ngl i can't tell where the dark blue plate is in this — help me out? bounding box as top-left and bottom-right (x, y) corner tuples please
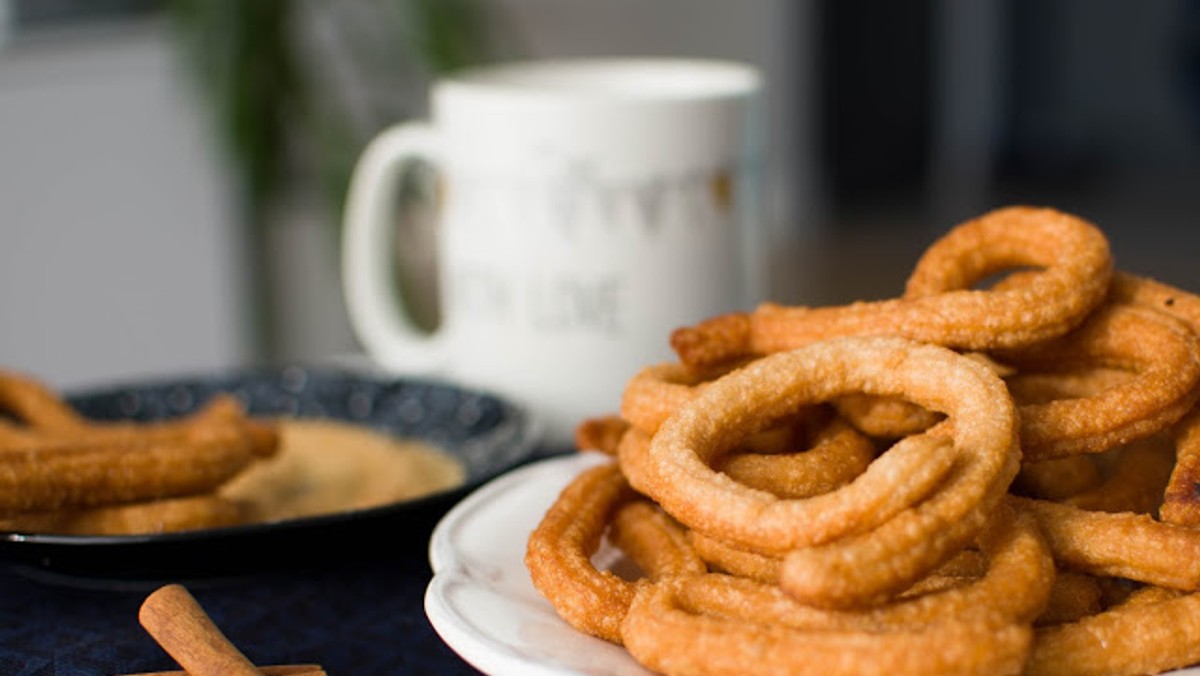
(0, 366), (544, 581)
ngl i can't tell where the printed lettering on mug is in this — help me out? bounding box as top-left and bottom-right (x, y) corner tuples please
(343, 58), (765, 446)
(443, 160), (745, 337)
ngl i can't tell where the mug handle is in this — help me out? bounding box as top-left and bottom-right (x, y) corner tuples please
(341, 122), (448, 373)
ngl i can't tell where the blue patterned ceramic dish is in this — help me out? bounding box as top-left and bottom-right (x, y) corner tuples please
(0, 366), (544, 579)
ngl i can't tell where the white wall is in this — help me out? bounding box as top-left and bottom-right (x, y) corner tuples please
(0, 20), (249, 390)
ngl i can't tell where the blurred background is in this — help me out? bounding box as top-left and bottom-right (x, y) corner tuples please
(1, 0), (1198, 391)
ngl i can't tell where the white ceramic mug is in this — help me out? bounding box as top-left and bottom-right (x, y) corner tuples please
(342, 57), (765, 446)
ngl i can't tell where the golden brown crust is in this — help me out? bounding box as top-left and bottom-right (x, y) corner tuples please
(1001, 303), (1200, 461)
(525, 205), (1200, 674)
(671, 206), (1113, 368)
(523, 462), (640, 644)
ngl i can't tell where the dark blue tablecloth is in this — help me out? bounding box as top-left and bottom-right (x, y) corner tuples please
(0, 544), (481, 675)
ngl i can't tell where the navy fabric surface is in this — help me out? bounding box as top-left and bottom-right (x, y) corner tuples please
(0, 546), (480, 675)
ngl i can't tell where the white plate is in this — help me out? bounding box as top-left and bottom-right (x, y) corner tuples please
(425, 454), (1200, 676)
(425, 453), (650, 675)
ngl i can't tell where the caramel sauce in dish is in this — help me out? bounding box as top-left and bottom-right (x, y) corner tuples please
(220, 418), (465, 523)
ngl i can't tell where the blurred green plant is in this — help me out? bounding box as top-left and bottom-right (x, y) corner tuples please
(164, 0), (496, 357)
(167, 1), (298, 223)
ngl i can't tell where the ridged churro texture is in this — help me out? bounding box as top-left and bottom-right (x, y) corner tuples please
(531, 206), (1200, 674)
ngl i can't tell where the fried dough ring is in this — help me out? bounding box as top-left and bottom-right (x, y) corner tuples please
(619, 361), (742, 435)
(524, 460), (707, 644)
(573, 415), (628, 456)
(1011, 495), (1200, 590)
(670, 206), (1112, 368)
(1036, 571), (1103, 627)
(691, 502), (1051, 629)
(626, 427), (981, 607)
(619, 363), (705, 434)
(607, 500), (706, 581)
(1026, 589), (1200, 676)
(689, 531), (782, 583)
(1005, 367), (1132, 405)
(830, 393), (943, 439)
(1113, 274), (1200, 526)
(641, 339), (1009, 554)
(778, 455), (1015, 608)
(643, 336), (1019, 607)
(1000, 303), (1200, 460)
(524, 461), (639, 643)
(1162, 406), (1200, 526)
(832, 353), (1004, 441)
(1063, 433), (1175, 515)
(617, 416), (877, 504)
(691, 532), (995, 591)
(620, 576), (1033, 676)
(1012, 455), (1102, 501)
(903, 205), (1112, 308)
(619, 361), (827, 458)
(690, 532), (992, 591)
(711, 416), (877, 500)
(1109, 270), (1200, 330)
(642, 423), (956, 555)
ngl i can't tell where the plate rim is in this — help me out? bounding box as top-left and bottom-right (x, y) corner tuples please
(424, 452), (645, 676)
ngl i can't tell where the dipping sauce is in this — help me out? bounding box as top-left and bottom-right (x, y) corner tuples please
(220, 418), (465, 522)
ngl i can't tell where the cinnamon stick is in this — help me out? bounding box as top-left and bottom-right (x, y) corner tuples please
(137, 584), (264, 676)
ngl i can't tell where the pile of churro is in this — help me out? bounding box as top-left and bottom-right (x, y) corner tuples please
(527, 206), (1200, 675)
